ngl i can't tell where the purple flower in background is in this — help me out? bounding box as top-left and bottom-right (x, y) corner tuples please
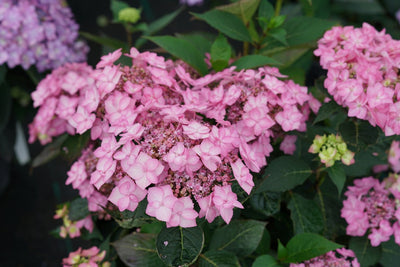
(0, 0), (88, 72)
(396, 9), (400, 24)
(180, 0), (204, 6)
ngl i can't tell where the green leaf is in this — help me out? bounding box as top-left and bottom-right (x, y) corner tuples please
(342, 149), (385, 177)
(255, 229), (271, 255)
(268, 28), (288, 46)
(288, 193), (324, 234)
(192, 10), (252, 42)
(199, 250), (240, 267)
(252, 255), (280, 267)
(283, 16), (337, 46)
(349, 236), (381, 267)
(211, 34), (232, 71)
(31, 134), (68, 168)
(283, 233), (343, 263)
(68, 198), (89, 221)
(231, 55), (280, 70)
(216, 0), (261, 24)
(113, 232), (165, 267)
(175, 33), (214, 56)
(250, 191), (281, 217)
(0, 82), (11, 133)
(268, 15), (286, 29)
(147, 36), (208, 75)
(277, 239), (288, 261)
(339, 121), (379, 148)
(313, 101), (343, 124)
(80, 31), (129, 51)
(110, 0), (130, 22)
(61, 131), (90, 162)
(380, 237), (400, 267)
(209, 220), (266, 257)
(258, 0), (274, 30)
(327, 164), (346, 196)
(136, 8), (183, 48)
(257, 156), (312, 193)
(156, 226), (204, 267)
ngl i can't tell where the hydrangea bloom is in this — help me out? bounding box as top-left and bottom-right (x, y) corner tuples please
(315, 23), (400, 136)
(54, 204), (94, 239)
(341, 175), (400, 246)
(62, 246), (110, 267)
(31, 47), (318, 226)
(309, 134), (355, 167)
(290, 248), (360, 267)
(0, 0), (88, 72)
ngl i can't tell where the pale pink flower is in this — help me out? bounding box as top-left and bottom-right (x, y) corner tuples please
(231, 159), (254, 194)
(212, 185), (243, 224)
(68, 106), (96, 134)
(280, 135), (297, 155)
(125, 152), (164, 189)
(183, 121), (210, 140)
(146, 185), (177, 222)
(198, 195), (220, 223)
(96, 48), (122, 68)
(193, 139), (221, 171)
(108, 177), (147, 212)
(167, 196), (198, 228)
(368, 220), (393, 246)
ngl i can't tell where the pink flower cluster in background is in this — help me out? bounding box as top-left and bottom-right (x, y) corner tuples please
(0, 0), (88, 72)
(62, 246), (110, 267)
(290, 248), (359, 267)
(315, 23), (400, 136)
(30, 47), (318, 227)
(341, 175), (400, 247)
(54, 204), (94, 239)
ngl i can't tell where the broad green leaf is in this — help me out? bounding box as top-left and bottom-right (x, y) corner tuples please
(110, 0), (130, 22)
(339, 121), (379, 148)
(327, 164), (346, 196)
(209, 220), (266, 257)
(313, 101), (343, 124)
(255, 228), (271, 255)
(268, 28), (288, 46)
(147, 36), (208, 75)
(156, 226), (204, 266)
(61, 131), (90, 162)
(332, 0), (385, 15)
(266, 46), (309, 68)
(342, 149), (386, 177)
(199, 250), (240, 267)
(31, 134), (68, 168)
(349, 236), (381, 267)
(257, 156), (312, 193)
(250, 191), (281, 217)
(252, 255), (280, 267)
(192, 10), (252, 42)
(283, 16), (337, 46)
(277, 239), (288, 261)
(283, 233), (343, 263)
(380, 237), (400, 267)
(175, 33), (214, 56)
(80, 31), (129, 51)
(136, 8), (183, 48)
(80, 225), (103, 241)
(114, 232), (165, 267)
(68, 198), (89, 221)
(231, 55), (280, 70)
(287, 193), (324, 234)
(211, 34), (231, 72)
(0, 83), (11, 133)
(216, 0), (261, 24)
(268, 15), (286, 29)
(258, 0), (274, 30)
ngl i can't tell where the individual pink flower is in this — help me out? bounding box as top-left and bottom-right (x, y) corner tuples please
(231, 159), (254, 194)
(167, 196), (198, 228)
(125, 152), (164, 189)
(368, 220), (393, 247)
(108, 177), (147, 212)
(280, 135), (297, 155)
(146, 185), (177, 222)
(212, 185), (243, 224)
(193, 139), (222, 172)
(68, 106), (96, 134)
(183, 121), (210, 140)
(96, 48), (122, 68)
(198, 195), (220, 223)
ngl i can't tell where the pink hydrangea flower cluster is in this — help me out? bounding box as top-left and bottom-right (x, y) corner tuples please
(290, 248), (359, 267)
(315, 23), (400, 136)
(29, 62), (97, 145)
(341, 175), (400, 247)
(62, 246), (110, 267)
(54, 203), (94, 239)
(31, 47), (318, 227)
(0, 0), (88, 72)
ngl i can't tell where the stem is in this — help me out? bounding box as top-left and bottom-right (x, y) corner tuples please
(25, 68), (39, 85)
(317, 187), (328, 235)
(125, 24), (133, 48)
(275, 0), (283, 17)
(243, 41), (249, 56)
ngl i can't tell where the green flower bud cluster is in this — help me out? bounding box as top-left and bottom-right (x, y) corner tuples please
(308, 134), (355, 167)
(118, 7), (141, 24)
